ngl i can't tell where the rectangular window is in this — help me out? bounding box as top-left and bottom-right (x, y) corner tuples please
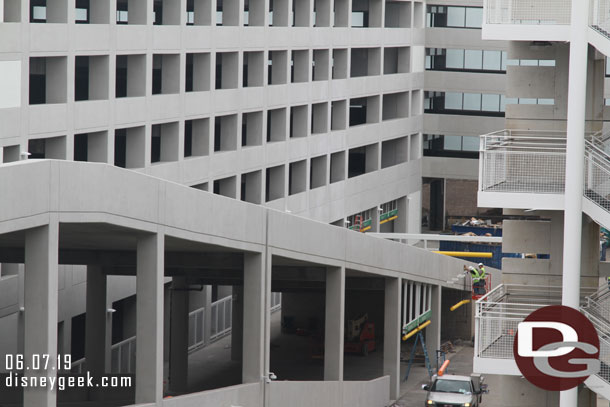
(463, 93), (481, 110)
(444, 92), (462, 110)
(446, 49), (464, 69)
(465, 7), (482, 28)
(464, 50), (482, 70)
(483, 50), (501, 71)
(482, 94), (500, 112)
(446, 6), (465, 27)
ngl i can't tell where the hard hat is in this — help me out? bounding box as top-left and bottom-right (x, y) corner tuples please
(478, 263), (484, 267)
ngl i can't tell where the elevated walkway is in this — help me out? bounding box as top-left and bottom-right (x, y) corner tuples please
(0, 160), (480, 407)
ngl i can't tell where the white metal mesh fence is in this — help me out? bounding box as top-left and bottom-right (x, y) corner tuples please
(478, 316), (519, 359)
(590, 0), (610, 36)
(480, 132), (568, 194)
(584, 143), (610, 212)
(485, 0), (571, 25)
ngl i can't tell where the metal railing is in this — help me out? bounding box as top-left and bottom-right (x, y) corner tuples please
(110, 336), (136, 374)
(271, 292), (282, 312)
(479, 130), (568, 194)
(210, 295), (233, 341)
(475, 284), (596, 360)
(70, 357), (85, 374)
(590, 0), (610, 37)
(584, 140), (610, 213)
(582, 291), (610, 384)
(485, 0), (571, 25)
(480, 130), (610, 218)
(67, 293), (283, 375)
(188, 306), (206, 351)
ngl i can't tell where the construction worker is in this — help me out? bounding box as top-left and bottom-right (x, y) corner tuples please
(601, 227), (609, 261)
(476, 263), (487, 295)
(463, 265), (485, 295)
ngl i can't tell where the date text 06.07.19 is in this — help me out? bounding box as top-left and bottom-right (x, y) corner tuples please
(5, 354), (71, 371)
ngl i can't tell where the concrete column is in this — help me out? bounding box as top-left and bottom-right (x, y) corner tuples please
(85, 265), (107, 378)
(135, 232), (164, 404)
(231, 286), (244, 362)
(395, 196), (408, 233)
(426, 285), (442, 369)
(324, 266), (345, 380)
(383, 277), (401, 400)
(169, 276), (189, 394)
(242, 252), (265, 383)
(61, 317), (72, 370)
(24, 223), (59, 407)
(562, 0), (590, 403)
(203, 285), (212, 345)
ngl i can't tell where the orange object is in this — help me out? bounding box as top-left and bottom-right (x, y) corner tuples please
(438, 360), (450, 376)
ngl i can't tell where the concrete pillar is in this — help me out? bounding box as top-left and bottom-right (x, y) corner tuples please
(242, 252), (265, 383)
(324, 266), (345, 380)
(426, 285), (442, 369)
(135, 232), (164, 404)
(203, 285), (213, 345)
(60, 317), (72, 370)
(383, 277), (401, 400)
(85, 265), (107, 378)
(231, 286), (244, 362)
(169, 276), (189, 394)
(24, 223), (59, 407)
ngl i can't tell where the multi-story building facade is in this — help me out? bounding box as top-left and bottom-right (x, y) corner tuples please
(422, 0), (507, 230)
(0, 1), (487, 407)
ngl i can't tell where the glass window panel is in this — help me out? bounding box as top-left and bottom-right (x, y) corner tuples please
(446, 49), (464, 69)
(465, 7), (483, 28)
(447, 7), (465, 27)
(538, 98), (554, 105)
(444, 135), (462, 150)
(501, 51), (508, 70)
(539, 60), (556, 66)
(75, 8), (88, 22)
(462, 136), (479, 151)
(464, 50), (482, 70)
(33, 6), (47, 20)
(483, 50), (501, 70)
(518, 98), (537, 105)
(606, 99), (610, 106)
(482, 94), (500, 111)
(463, 93), (481, 110)
(352, 12), (364, 27)
(519, 59), (538, 66)
(425, 55), (431, 69)
(444, 92), (463, 110)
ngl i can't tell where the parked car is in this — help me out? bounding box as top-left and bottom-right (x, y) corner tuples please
(422, 374), (488, 406)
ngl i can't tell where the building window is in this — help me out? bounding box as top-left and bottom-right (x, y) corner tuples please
(427, 5), (482, 29)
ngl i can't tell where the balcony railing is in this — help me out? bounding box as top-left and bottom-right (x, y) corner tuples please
(475, 284), (596, 361)
(480, 130), (610, 214)
(590, 0), (610, 37)
(485, 0), (571, 25)
(479, 130), (568, 194)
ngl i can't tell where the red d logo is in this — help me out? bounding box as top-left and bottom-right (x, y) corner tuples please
(513, 305), (600, 391)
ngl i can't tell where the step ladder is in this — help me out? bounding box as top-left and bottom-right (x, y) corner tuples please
(403, 331), (434, 382)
